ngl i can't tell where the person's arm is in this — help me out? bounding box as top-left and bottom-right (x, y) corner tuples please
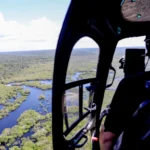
(99, 75), (145, 150)
(99, 125), (117, 150)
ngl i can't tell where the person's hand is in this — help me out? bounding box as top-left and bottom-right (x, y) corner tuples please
(99, 125), (117, 150)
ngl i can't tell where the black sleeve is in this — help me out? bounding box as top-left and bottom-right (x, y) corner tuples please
(104, 75), (145, 136)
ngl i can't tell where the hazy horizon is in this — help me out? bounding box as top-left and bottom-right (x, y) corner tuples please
(0, 46), (146, 53)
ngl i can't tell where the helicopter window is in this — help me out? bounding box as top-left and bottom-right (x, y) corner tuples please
(103, 36), (145, 110)
(66, 37), (99, 83)
(63, 37), (99, 147)
(65, 37), (99, 121)
(121, 0), (150, 22)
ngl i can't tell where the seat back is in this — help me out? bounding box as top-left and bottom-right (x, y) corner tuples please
(114, 100), (150, 150)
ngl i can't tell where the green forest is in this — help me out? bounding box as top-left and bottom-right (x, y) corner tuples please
(0, 48), (125, 150)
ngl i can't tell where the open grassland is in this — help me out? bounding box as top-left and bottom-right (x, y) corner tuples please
(0, 50), (54, 84)
(0, 48), (125, 85)
(0, 49), (99, 84)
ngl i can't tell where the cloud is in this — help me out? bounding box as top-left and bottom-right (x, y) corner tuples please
(117, 36), (145, 47)
(0, 12), (61, 51)
(0, 12), (146, 51)
(24, 40), (47, 42)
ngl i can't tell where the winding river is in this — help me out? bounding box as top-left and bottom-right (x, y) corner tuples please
(0, 72), (119, 134)
(0, 80), (52, 133)
(0, 73), (82, 134)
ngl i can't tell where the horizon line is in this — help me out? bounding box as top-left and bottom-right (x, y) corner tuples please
(0, 46), (145, 53)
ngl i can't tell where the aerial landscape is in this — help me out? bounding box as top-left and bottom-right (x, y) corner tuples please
(0, 47), (128, 150)
(0, 0), (147, 149)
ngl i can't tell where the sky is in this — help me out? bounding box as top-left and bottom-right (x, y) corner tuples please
(0, 0), (146, 51)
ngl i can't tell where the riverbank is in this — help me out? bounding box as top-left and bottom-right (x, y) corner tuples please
(7, 80), (52, 90)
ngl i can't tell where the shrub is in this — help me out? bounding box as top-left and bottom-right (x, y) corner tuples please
(38, 94), (45, 100)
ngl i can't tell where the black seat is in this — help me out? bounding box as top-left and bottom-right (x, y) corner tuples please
(114, 100), (150, 150)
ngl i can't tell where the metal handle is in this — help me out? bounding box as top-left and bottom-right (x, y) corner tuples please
(69, 128), (88, 148)
(75, 135), (88, 148)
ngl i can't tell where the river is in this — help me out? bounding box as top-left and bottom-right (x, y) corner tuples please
(0, 71), (120, 134)
(0, 73), (82, 134)
(0, 82), (52, 133)
(0, 71), (120, 149)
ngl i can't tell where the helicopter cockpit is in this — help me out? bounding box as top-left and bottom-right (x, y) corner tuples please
(52, 0), (150, 150)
